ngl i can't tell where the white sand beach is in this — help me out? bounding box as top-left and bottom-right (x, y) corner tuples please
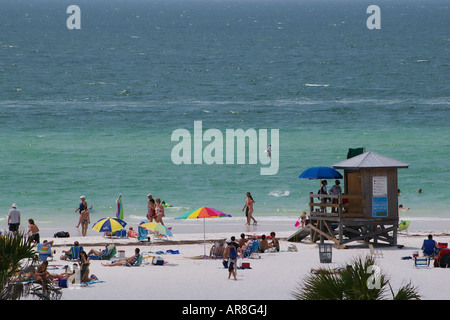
(40, 228), (450, 303)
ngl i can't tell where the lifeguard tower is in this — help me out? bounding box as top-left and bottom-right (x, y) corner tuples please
(307, 151), (409, 247)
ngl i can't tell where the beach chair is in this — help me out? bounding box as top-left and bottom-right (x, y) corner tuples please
(89, 245), (117, 260)
(434, 248), (450, 268)
(36, 243), (53, 261)
(68, 246), (83, 261)
(369, 244), (383, 258)
(422, 239), (439, 258)
(127, 254), (143, 267)
(138, 224), (150, 242)
(244, 241), (261, 259)
(438, 243), (448, 249)
(100, 245), (117, 260)
(414, 256), (430, 268)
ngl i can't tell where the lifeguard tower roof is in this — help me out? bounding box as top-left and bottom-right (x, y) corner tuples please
(333, 151), (409, 169)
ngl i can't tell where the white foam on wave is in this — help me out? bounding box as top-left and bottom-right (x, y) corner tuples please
(305, 83), (330, 87)
(268, 190), (290, 197)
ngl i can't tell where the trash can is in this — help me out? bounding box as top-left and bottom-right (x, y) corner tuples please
(319, 243), (333, 263)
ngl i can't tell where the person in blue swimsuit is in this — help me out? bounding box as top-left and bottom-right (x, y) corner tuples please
(75, 196), (87, 228)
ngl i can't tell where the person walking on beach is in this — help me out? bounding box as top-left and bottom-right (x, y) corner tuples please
(242, 192), (257, 225)
(26, 218), (40, 244)
(8, 203), (21, 236)
(155, 198), (165, 225)
(147, 197), (156, 222)
(80, 209), (90, 237)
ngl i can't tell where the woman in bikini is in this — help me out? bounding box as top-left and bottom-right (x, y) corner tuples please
(155, 198), (165, 225)
(242, 192), (257, 225)
(80, 209), (90, 237)
(147, 197), (156, 222)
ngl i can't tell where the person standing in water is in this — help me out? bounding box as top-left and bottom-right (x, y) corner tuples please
(242, 192), (257, 226)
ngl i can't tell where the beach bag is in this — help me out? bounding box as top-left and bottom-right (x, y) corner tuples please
(288, 244), (298, 252)
(54, 231), (70, 238)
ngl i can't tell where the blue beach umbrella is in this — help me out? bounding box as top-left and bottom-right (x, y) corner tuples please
(298, 166), (343, 180)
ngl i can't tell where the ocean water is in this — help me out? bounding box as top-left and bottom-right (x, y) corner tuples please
(0, 0), (449, 237)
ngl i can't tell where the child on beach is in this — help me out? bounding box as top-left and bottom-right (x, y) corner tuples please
(269, 232), (280, 252)
(27, 218), (40, 244)
(225, 239), (237, 280)
(295, 212), (308, 228)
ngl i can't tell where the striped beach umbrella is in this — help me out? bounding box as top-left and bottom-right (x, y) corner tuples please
(92, 217), (127, 234)
(139, 221), (173, 237)
(175, 207), (231, 257)
(175, 207), (231, 220)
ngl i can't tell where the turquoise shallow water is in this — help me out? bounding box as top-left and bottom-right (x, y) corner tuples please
(0, 0), (449, 236)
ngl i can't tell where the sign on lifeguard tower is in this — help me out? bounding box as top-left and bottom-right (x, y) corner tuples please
(372, 176), (388, 217)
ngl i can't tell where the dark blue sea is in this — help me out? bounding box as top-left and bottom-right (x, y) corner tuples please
(0, 0), (449, 236)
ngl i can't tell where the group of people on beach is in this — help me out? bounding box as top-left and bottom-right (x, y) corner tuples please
(318, 180), (342, 213)
(209, 232), (280, 280)
(6, 202), (41, 244)
(146, 193), (167, 225)
(13, 238), (96, 287)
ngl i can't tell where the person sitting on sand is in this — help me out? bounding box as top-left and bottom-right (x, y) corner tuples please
(128, 227), (138, 239)
(103, 248), (140, 267)
(259, 234), (269, 253)
(209, 241), (225, 259)
(269, 231), (280, 252)
(35, 261), (58, 280)
(238, 233), (248, 248)
(78, 250), (90, 283)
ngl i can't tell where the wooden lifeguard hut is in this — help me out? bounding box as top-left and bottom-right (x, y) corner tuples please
(307, 151), (409, 247)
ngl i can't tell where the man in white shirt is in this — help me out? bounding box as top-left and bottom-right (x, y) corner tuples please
(329, 180), (342, 213)
(8, 203), (21, 236)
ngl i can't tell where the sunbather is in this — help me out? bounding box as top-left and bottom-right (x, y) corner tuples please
(103, 248), (140, 267)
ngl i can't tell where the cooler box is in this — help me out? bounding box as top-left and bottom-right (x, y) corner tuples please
(152, 256), (164, 265)
(118, 250), (125, 258)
